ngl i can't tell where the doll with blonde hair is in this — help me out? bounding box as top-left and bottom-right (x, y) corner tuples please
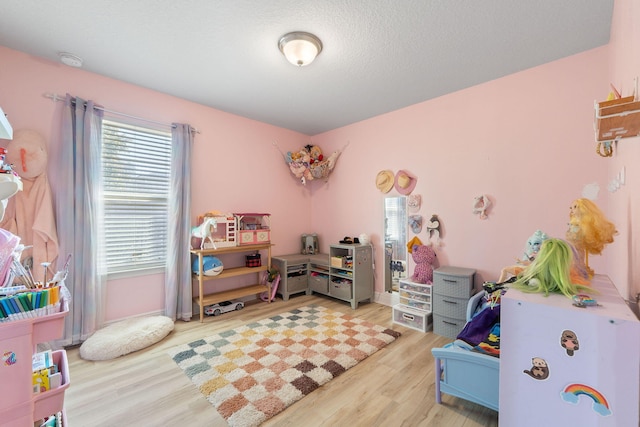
(566, 198), (617, 276)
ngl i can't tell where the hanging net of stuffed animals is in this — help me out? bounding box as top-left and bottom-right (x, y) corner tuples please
(273, 141), (348, 185)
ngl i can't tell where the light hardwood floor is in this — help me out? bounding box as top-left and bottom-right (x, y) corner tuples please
(64, 294), (499, 426)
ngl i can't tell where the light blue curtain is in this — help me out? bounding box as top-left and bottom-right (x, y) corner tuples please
(51, 94), (105, 345)
(165, 124), (193, 321)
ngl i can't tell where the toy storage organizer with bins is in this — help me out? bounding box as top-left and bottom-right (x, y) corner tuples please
(325, 244), (374, 309)
(0, 304), (70, 426)
(270, 253), (330, 301)
(271, 254), (311, 301)
(270, 244), (373, 309)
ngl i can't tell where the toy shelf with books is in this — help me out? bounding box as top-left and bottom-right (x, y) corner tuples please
(0, 287), (70, 427)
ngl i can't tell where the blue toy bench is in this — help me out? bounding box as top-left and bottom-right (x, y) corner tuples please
(431, 291), (500, 412)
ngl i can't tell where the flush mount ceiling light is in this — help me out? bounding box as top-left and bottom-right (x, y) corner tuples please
(58, 52), (83, 68)
(278, 32), (323, 67)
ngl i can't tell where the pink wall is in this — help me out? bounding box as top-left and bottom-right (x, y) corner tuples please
(604, 0), (640, 302)
(0, 47), (313, 320)
(312, 0), (639, 303)
(1, 0), (638, 321)
(313, 46), (611, 291)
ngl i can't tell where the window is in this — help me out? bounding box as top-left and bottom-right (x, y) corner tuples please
(101, 118), (172, 275)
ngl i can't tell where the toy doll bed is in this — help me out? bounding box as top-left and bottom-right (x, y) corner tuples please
(431, 291), (500, 412)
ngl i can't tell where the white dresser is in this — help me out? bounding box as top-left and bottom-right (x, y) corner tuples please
(499, 274), (639, 426)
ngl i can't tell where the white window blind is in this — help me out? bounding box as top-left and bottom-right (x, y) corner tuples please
(101, 119), (172, 274)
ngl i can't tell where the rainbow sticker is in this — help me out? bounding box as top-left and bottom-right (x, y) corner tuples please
(561, 383), (611, 416)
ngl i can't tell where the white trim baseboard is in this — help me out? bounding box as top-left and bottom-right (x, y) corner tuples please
(103, 309), (166, 326)
(374, 291), (399, 307)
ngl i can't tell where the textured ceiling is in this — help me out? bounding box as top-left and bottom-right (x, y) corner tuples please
(0, 0), (614, 135)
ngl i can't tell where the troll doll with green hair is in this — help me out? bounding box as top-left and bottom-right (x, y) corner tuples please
(513, 238), (591, 298)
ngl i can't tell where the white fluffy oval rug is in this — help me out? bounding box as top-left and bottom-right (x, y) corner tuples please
(80, 315), (174, 361)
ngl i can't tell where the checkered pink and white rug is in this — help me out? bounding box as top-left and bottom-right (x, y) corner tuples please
(168, 305), (401, 427)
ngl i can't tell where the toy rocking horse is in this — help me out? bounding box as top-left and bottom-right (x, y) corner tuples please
(191, 217), (218, 249)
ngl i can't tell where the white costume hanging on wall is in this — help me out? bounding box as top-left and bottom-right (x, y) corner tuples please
(0, 130), (59, 282)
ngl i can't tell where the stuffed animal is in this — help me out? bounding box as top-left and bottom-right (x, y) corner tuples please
(411, 244), (436, 284)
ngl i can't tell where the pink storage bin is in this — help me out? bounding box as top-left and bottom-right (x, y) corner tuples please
(0, 320), (33, 409)
(0, 304), (69, 424)
(33, 349), (70, 420)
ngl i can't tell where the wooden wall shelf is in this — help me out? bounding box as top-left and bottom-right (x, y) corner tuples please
(595, 95), (640, 142)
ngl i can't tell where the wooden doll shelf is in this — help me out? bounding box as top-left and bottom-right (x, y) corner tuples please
(594, 95), (640, 142)
(191, 243), (272, 322)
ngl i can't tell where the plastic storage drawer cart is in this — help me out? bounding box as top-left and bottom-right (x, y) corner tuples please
(393, 304), (432, 332)
(432, 266), (475, 339)
(398, 278), (432, 312)
(393, 278), (433, 332)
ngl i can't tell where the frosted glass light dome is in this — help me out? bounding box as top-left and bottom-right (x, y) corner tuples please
(278, 32), (323, 67)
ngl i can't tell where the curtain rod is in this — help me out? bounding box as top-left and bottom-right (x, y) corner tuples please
(43, 93), (200, 134)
